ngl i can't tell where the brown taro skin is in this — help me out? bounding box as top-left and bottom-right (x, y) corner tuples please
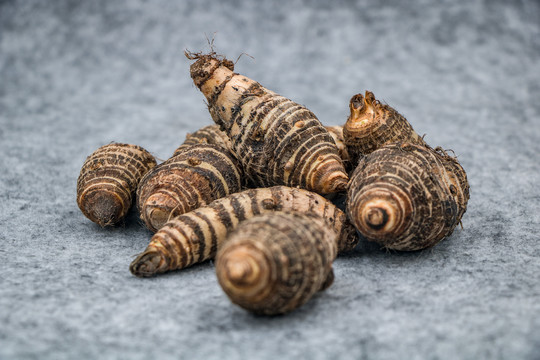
(436, 147), (470, 223)
(326, 125), (352, 174)
(172, 124), (232, 157)
(77, 143), (157, 227)
(346, 142), (469, 251)
(136, 144), (243, 232)
(186, 52), (348, 195)
(216, 212), (337, 315)
(130, 186), (358, 277)
(343, 91), (427, 166)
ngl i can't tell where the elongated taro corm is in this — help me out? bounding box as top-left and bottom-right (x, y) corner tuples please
(77, 143), (157, 226)
(186, 52), (348, 194)
(137, 144), (244, 232)
(347, 142), (469, 251)
(173, 124), (232, 157)
(343, 91), (427, 165)
(216, 212), (337, 315)
(130, 186), (358, 277)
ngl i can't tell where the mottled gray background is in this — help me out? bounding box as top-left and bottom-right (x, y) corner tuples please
(1, 0), (539, 359)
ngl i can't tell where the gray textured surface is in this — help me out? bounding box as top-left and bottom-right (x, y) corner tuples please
(1, 1), (539, 359)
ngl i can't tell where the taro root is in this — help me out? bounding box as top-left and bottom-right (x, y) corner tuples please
(186, 51), (348, 194)
(343, 91), (426, 166)
(172, 124), (232, 157)
(136, 144), (243, 232)
(326, 125), (352, 173)
(436, 147), (470, 223)
(77, 143), (156, 226)
(130, 186), (358, 277)
(346, 142), (469, 251)
(216, 212), (337, 315)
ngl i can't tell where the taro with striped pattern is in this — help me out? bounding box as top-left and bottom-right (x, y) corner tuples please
(346, 142), (469, 251)
(186, 52), (349, 195)
(137, 144), (243, 232)
(77, 143), (157, 227)
(216, 212), (337, 315)
(438, 147), (470, 223)
(326, 125), (352, 174)
(172, 124), (232, 157)
(130, 186), (358, 277)
(343, 91), (427, 166)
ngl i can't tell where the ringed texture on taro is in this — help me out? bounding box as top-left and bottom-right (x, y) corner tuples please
(130, 186), (358, 277)
(187, 52), (349, 195)
(343, 91), (426, 166)
(347, 142), (469, 251)
(77, 143), (156, 227)
(137, 144), (244, 232)
(216, 212), (338, 315)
